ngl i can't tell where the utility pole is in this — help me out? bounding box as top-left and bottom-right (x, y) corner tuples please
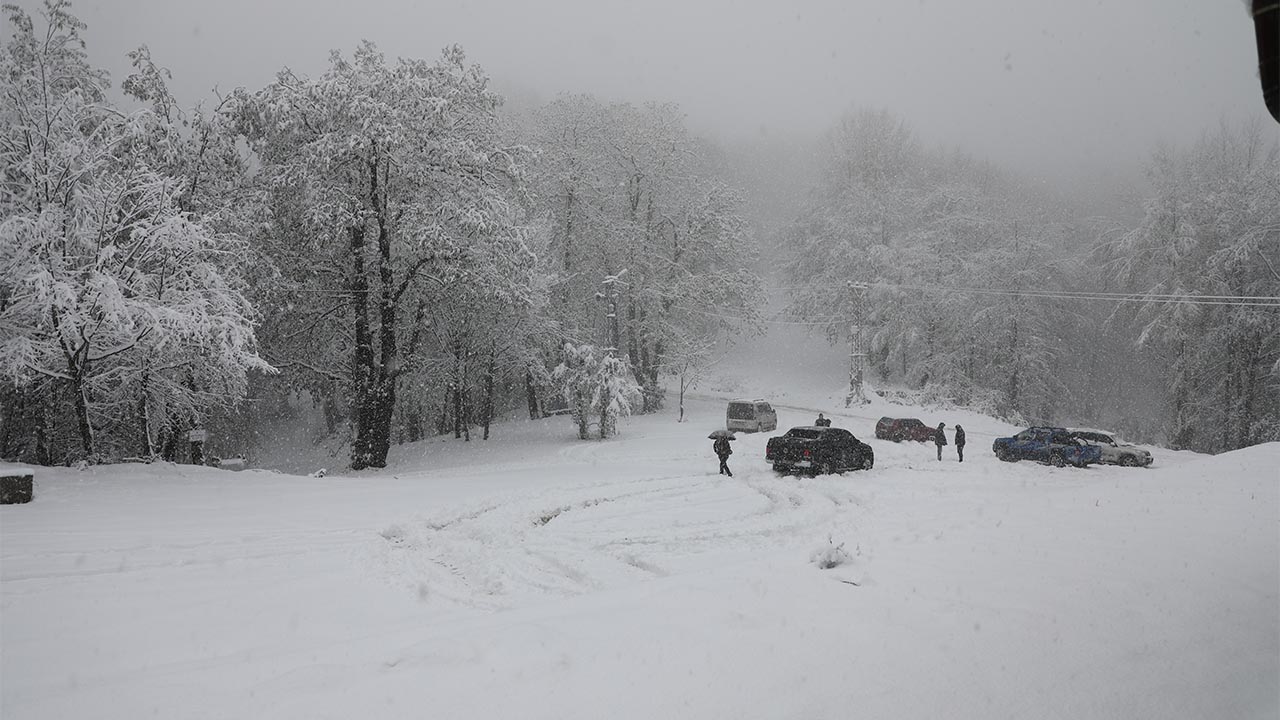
(846, 281), (868, 407)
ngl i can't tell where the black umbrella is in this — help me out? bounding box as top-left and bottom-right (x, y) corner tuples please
(708, 429), (737, 440)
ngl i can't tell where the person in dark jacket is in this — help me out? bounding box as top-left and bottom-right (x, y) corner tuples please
(935, 422), (947, 461)
(814, 413), (831, 427)
(714, 436), (733, 476)
(954, 424), (966, 462)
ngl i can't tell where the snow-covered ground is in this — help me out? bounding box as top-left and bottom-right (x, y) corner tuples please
(2, 332), (1277, 719)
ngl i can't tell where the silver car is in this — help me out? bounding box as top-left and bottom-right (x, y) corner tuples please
(1068, 429), (1153, 467)
(726, 398), (778, 433)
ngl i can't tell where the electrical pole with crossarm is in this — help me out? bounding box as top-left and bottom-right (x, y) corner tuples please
(846, 281), (869, 407)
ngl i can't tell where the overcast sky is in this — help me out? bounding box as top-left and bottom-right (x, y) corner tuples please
(47, 0), (1276, 181)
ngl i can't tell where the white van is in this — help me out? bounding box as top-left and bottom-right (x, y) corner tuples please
(726, 398), (778, 433)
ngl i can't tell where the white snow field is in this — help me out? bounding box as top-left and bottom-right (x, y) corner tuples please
(2, 334), (1277, 719)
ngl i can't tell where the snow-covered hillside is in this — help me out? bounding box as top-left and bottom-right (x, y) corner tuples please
(2, 353), (1277, 719)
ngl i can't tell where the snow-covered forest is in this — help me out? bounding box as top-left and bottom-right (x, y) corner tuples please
(1, 0), (1278, 469)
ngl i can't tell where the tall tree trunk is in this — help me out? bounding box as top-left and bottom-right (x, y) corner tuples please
(349, 224), (377, 469)
(482, 341), (497, 440)
(627, 300), (639, 377)
(525, 369), (540, 420)
(138, 369), (154, 458)
(599, 382), (611, 440)
(679, 374), (688, 423)
(648, 338), (663, 410)
(453, 344), (464, 439)
(70, 371), (94, 460)
(1239, 334), (1261, 449)
(367, 165), (399, 467)
(437, 390), (449, 436)
(461, 350), (472, 442)
(452, 382), (462, 438)
(1222, 339), (1236, 452)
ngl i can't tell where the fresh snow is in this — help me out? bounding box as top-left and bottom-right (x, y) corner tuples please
(2, 339), (1277, 719)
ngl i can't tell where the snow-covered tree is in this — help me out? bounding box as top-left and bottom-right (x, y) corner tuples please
(0, 1), (268, 462)
(664, 327), (720, 423)
(524, 95), (761, 412)
(784, 108), (1082, 423)
(552, 343), (641, 439)
(1110, 123), (1280, 452)
(238, 42), (534, 468)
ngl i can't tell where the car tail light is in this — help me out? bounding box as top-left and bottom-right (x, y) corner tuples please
(766, 446), (773, 458)
(803, 449), (812, 458)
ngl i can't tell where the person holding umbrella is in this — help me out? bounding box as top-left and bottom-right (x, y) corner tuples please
(709, 430), (735, 476)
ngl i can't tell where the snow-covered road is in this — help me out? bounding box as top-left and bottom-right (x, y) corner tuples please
(2, 393), (1277, 719)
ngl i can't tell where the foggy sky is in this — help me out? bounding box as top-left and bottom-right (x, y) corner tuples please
(51, 0), (1278, 181)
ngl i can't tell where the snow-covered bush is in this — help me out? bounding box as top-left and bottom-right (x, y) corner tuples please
(810, 536), (853, 570)
(552, 343), (641, 440)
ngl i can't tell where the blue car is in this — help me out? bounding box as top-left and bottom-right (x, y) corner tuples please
(992, 427), (1102, 468)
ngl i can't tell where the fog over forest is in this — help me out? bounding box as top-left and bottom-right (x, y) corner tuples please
(1, 0), (1277, 469)
(75, 0), (1266, 183)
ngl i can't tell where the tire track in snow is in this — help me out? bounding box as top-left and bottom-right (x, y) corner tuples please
(366, 468), (867, 609)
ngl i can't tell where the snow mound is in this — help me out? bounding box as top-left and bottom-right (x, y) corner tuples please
(810, 536), (853, 569)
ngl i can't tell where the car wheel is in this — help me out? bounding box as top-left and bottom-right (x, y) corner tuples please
(772, 463), (785, 474)
(1120, 455), (1138, 467)
(861, 454), (874, 470)
(1050, 453), (1066, 468)
(995, 448), (1010, 462)
(817, 462), (833, 476)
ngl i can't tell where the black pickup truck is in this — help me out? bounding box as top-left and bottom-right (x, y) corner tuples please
(765, 426), (874, 475)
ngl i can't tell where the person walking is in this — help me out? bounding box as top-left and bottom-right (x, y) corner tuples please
(934, 422), (948, 461)
(714, 436), (733, 476)
(954, 424), (966, 462)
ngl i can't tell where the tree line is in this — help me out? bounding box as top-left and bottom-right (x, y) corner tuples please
(782, 109), (1279, 452)
(0, 1), (758, 468)
(1, 1), (1275, 468)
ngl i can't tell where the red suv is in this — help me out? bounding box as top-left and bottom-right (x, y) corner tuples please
(874, 417), (937, 443)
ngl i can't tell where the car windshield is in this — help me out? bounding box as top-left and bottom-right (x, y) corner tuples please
(727, 403), (754, 419)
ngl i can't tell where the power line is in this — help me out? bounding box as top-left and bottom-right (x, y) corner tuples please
(771, 281), (1280, 301)
(675, 305), (848, 327)
(770, 282), (1280, 307)
(679, 284), (1279, 328)
(881, 285), (1280, 307)
(880, 282), (1280, 303)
